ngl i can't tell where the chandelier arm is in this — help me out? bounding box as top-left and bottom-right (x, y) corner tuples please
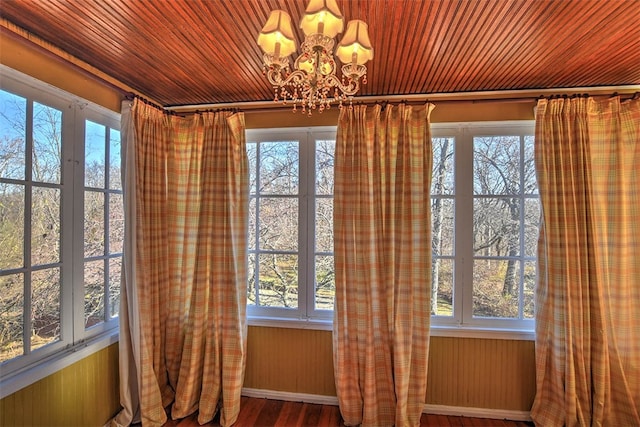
(322, 73), (360, 96)
(265, 68), (308, 88)
(266, 68), (360, 97)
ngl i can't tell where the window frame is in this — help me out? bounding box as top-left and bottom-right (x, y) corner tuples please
(246, 127), (336, 324)
(430, 121), (537, 334)
(0, 65), (121, 396)
(247, 122), (537, 340)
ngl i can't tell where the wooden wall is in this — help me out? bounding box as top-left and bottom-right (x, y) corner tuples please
(0, 329), (535, 426)
(0, 343), (120, 427)
(0, 27), (536, 425)
(244, 327), (535, 411)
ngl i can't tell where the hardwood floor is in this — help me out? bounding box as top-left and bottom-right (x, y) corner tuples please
(162, 397), (534, 426)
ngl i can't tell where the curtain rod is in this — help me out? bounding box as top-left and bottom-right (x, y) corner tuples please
(165, 85), (640, 113)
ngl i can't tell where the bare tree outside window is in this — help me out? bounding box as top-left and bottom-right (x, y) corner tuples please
(472, 135), (538, 319)
(431, 137), (455, 316)
(248, 140), (300, 309)
(0, 91), (63, 362)
(84, 120), (122, 329)
(315, 139), (334, 310)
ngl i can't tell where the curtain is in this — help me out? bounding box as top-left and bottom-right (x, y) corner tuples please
(333, 103), (434, 427)
(531, 96), (640, 426)
(112, 99), (248, 427)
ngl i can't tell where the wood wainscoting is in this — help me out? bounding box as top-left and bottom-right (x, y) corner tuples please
(244, 327), (536, 412)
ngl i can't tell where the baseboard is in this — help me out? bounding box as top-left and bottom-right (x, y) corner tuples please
(242, 387), (340, 406)
(242, 388), (531, 422)
(423, 404), (532, 422)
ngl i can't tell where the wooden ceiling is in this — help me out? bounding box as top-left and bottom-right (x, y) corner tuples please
(2, 0), (639, 107)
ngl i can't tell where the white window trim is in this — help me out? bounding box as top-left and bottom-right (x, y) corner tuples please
(246, 127), (336, 322)
(0, 65), (121, 396)
(431, 121), (536, 333)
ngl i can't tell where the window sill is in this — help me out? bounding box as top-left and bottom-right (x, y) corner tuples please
(248, 316), (334, 331)
(429, 325), (535, 341)
(247, 317), (535, 341)
(0, 330), (119, 399)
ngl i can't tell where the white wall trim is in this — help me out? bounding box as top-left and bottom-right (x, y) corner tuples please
(242, 387), (339, 406)
(241, 388), (532, 422)
(423, 404), (531, 421)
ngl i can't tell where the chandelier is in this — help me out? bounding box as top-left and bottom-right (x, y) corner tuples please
(257, 0), (373, 114)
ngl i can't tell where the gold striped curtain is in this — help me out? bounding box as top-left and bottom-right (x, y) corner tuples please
(113, 99), (248, 427)
(333, 103), (434, 427)
(532, 96), (640, 426)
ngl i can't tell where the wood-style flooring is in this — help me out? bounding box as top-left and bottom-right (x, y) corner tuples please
(161, 397), (535, 426)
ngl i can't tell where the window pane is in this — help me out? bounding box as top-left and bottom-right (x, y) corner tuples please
(316, 140), (334, 195)
(109, 193), (124, 254)
(109, 257), (121, 318)
(315, 255), (334, 310)
(258, 198), (298, 251)
(432, 258), (453, 316)
(31, 267), (60, 351)
(474, 136), (520, 195)
(431, 198), (454, 256)
(85, 190), (105, 257)
(247, 254), (256, 305)
(247, 253), (256, 306)
(259, 141), (298, 194)
(524, 136), (537, 195)
(109, 129), (121, 190)
(85, 120), (106, 188)
(473, 197), (520, 257)
(432, 137), (454, 195)
(32, 102), (62, 184)
(473, 259), (519, 318)
(31, 187), (60, 266)
(0, 183), (24, 270)
(258, 253), (297, 308)
(248, 197), (256, 250)
(0, 273), (24, 362)
(84, 259), (104, 328)
(524, 198), (540, 257)
(0, 90), (26, 180)
(315, 198), (333, 252)
(247, 142), (257, 194)
(524, 260), (536, 319)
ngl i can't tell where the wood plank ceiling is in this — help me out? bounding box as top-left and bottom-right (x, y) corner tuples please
(1, 0), (639, 107)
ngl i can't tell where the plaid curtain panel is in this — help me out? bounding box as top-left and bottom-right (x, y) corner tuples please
(333, 103), (434, 427)
(532, 96), (640, 426)
(117, 99), (248, 427)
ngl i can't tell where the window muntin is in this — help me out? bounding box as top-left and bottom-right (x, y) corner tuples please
(246, 128), (335, 320)
(0, 67), (121, 376)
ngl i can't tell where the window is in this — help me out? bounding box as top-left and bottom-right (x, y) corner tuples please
(247, 123), (538, 333)
(431, 122), (538, 331)
(0, 66), (121, 383)
(246, 128), (335, 322)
